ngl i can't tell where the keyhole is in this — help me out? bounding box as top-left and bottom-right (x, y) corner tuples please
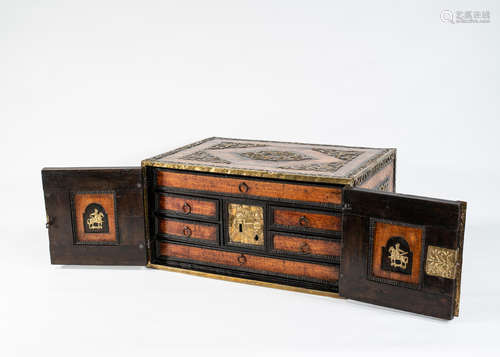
(239, 224), (243, 232)
(254, 235), (259, 241)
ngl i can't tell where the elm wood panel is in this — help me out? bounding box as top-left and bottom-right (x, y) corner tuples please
(73, 192), (117, 243)
(156, 170), (342, 205)
(371, 221), (423, 285)
(273, 209), (341, 232)
(340, 214), (454, 319)
(358, 162), (394, 192)
(345, 188), (460, 231)
(159, 218), (217, 242)
(159, 195), (217, 218)
(42, 167), (146, 266)
(159, 242), (339, 283)
(340, 188), (467, 319)
(273, 234), (341, 257)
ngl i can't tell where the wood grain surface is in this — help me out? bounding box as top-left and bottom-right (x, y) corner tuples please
(273, 208), (341, 232)
(159, 194), (217, 218)
(42, 167), (146, 266)
(371, 221), (423, 284)
(156, 170), (342, 205)
(73, 192), (117, 243)
(340, 187), (466, 319)
(159, 242), (339, 282)
(358, 162), (394, 191)
(159, 218), (217, 241)
(273, 234), (341, 257)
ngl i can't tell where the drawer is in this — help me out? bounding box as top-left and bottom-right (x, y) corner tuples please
(158, 218), (218, 244)
(271, 233), (341, 261)
(156, 170), (342, 206)
(271, 207), (341, 233)
(158, 242), (339, 283)
(157, 193), (218, 220)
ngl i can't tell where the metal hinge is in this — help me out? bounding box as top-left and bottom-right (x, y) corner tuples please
(342, 203), (352, 212)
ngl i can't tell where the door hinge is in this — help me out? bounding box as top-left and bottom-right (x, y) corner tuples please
(342, 203), (352, 212)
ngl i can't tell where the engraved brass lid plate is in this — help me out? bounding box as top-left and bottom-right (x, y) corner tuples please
(142, 137), (396, 186)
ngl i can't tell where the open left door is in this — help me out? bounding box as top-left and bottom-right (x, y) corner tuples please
(340, 188), (467, 319)
(42, 167), (147, 265)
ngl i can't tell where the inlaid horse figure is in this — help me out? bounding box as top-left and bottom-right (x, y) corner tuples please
(388, 243), (409, 269)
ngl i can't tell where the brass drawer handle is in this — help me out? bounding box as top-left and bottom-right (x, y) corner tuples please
(300, 242), (311, 254)
(183, 226), (192, 237)
(299, 216), (309, 227)
(182, 202), (192, 214)
(238, 182), (249, 193)
(237, 254), (247, 265)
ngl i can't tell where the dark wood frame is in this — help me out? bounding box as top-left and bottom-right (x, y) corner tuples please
(340, 187), (465, 319)
(42, 167), (146, 266)
(147, 166), (341, 293)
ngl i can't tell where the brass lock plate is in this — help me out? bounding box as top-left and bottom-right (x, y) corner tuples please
(228, 204), (264, 246)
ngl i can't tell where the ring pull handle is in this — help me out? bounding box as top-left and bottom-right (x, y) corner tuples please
(183, 226), (192, 237)
(300, 242), (311, 254)
(237, 254), (247, 265)
(299, 216), (309, 227)
(182, 202), (192, 214)
(238, 182), (249, 193)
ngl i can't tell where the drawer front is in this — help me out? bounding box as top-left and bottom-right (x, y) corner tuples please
(272, 233), (341, 260)
(158, 193), (218, 220)
(272, 208), (341, 233)
(158, 218), (218, 243)
(156, 170), (342, 206)
(159, 242), (339, 283)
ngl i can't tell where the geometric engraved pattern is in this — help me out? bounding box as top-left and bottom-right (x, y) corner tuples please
(240, 150), (311, 162)
(207, 141), (267, 150)
(425, 245), (458, 279)
(180, 151), (231, 164)
(312, 148), (362, 161)
(278, 162), (344, 172)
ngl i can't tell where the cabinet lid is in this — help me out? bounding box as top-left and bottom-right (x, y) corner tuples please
(142, 137), (396, 186)
(42, 167), (146, 265)
(340, 187), (467, 319)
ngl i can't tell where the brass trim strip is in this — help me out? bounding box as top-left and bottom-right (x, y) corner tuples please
(141, 159), (353, 185)
(454, 201), (467, 317)
(147, 263), (343, 299)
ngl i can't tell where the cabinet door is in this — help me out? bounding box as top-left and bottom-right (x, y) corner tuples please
(340, 188), (467, 319)
(42, 167), (146, 265)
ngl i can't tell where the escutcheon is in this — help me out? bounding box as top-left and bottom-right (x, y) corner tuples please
(228, 203), (264, 246)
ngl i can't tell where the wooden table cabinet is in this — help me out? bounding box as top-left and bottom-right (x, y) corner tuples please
(42, 137), (466, 319)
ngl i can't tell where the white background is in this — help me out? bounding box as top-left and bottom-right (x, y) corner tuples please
(1, 1), (499, 356)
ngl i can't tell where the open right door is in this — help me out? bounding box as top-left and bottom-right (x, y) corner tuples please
(340, 188), (467, 319)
